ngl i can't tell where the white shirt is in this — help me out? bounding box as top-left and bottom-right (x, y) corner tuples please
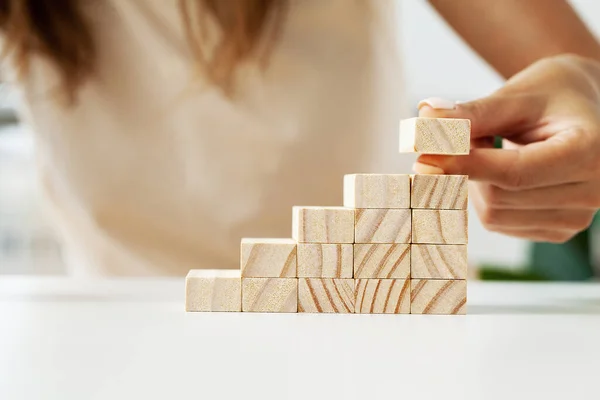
(4, 0), (408, 276)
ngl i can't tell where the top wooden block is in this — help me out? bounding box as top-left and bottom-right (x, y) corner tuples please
(292, 206), (355, 243)
(399, 117), (470, 155)
(343, 174), (410, 209)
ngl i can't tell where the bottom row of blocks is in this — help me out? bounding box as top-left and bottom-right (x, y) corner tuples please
(186, 271), (466, 314)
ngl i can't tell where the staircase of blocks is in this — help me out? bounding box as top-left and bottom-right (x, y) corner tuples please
(185, 117), (471, 315)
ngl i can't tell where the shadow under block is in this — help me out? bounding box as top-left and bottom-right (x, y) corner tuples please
(411, 174), (468, 209)
(410, 279), (467, 315)
(185, 269), (241, 312)
(343, 174), (410, 209)
(354, 244), (410, 279)
(292, 206), (354, 243)
(354, 279), (410, 314)
(242, 278), (298, 313)
(298, 279), (354, 313)
(297, 244), (353, 278)
(399, 117), (470, 154)
(412, 209), (468, 244)
(355, 209), (411, 243)
(241, 238), (297, 278)
(411, 245), (467, 279)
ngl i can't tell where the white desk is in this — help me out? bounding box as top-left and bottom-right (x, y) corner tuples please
(1, 277), (600, 400)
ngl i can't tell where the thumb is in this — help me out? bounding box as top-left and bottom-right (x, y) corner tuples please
(417, 93), (546, 139)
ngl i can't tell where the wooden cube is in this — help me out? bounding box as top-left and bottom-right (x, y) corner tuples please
(297, 244), (353, 278)
(411, 245), (467, 279)
(399, 117), (470, 154)
(354, 279), (410, 314)
(412, 209), (468, 244)
(343, 174), (410, 209)
(354, 244), (410, 279)
(242, 278), (298, 313)
(411, 174), (468, 209)
(355, 209), (411, 243)
(185, 269), (241, 312)
(298, 278), (354, 313)
(411, 279), (467, 314)
(292, 206), (354, 243)
(241, 238), (297, 278)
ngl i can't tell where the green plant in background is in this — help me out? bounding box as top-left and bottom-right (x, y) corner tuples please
(480, 218), (597, 281)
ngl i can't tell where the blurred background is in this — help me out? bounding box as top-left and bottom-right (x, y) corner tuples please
(1, 0), (599, 277)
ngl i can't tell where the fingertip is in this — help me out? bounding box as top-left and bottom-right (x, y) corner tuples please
(412, 162), (445, 175)
(417, 154), (446, 166)
(417, 104), (435, 118)
(417, 97), (457, 118)
(416, 154), (466, 176)
(417, 97), (456, 111)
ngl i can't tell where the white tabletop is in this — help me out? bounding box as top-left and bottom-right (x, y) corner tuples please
(1, 277), (600, 400)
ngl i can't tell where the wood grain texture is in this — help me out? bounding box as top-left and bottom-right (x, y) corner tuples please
(298, 279), (354, 313)
(185, 269), (241, 312)
(354, 279), (411, 314)
(410, 279), (467, 314)
(297, 244), (353, 278)
(411, 174), (468, 209)
(354, 244), (410, 279)
(242, 278), (298, 313)
(412, 209), (468, 244)
(399, 117), (470, 155)
(292, 206), (354, 243)
(355, 209), (411, 243)
(241, 238), (297, 278)
(411, 245), (467, 279)
(343, 174), (410, 209)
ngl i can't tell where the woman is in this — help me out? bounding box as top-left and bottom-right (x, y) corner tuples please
(1, 0), (599, 277)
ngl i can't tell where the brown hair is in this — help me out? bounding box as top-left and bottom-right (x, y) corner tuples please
(0, 0), (287, 100)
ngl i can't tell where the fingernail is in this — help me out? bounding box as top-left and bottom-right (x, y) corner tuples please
(417, 97), (456, 110)
(412, 162), (445, 175)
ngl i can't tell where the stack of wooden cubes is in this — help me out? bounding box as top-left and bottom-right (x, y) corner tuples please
(186, 117), (470, 315)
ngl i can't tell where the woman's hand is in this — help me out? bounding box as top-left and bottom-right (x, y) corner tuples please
(414, 54), (600, 243)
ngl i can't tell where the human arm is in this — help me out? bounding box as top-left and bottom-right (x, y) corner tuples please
(429, 0), (600, 77)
